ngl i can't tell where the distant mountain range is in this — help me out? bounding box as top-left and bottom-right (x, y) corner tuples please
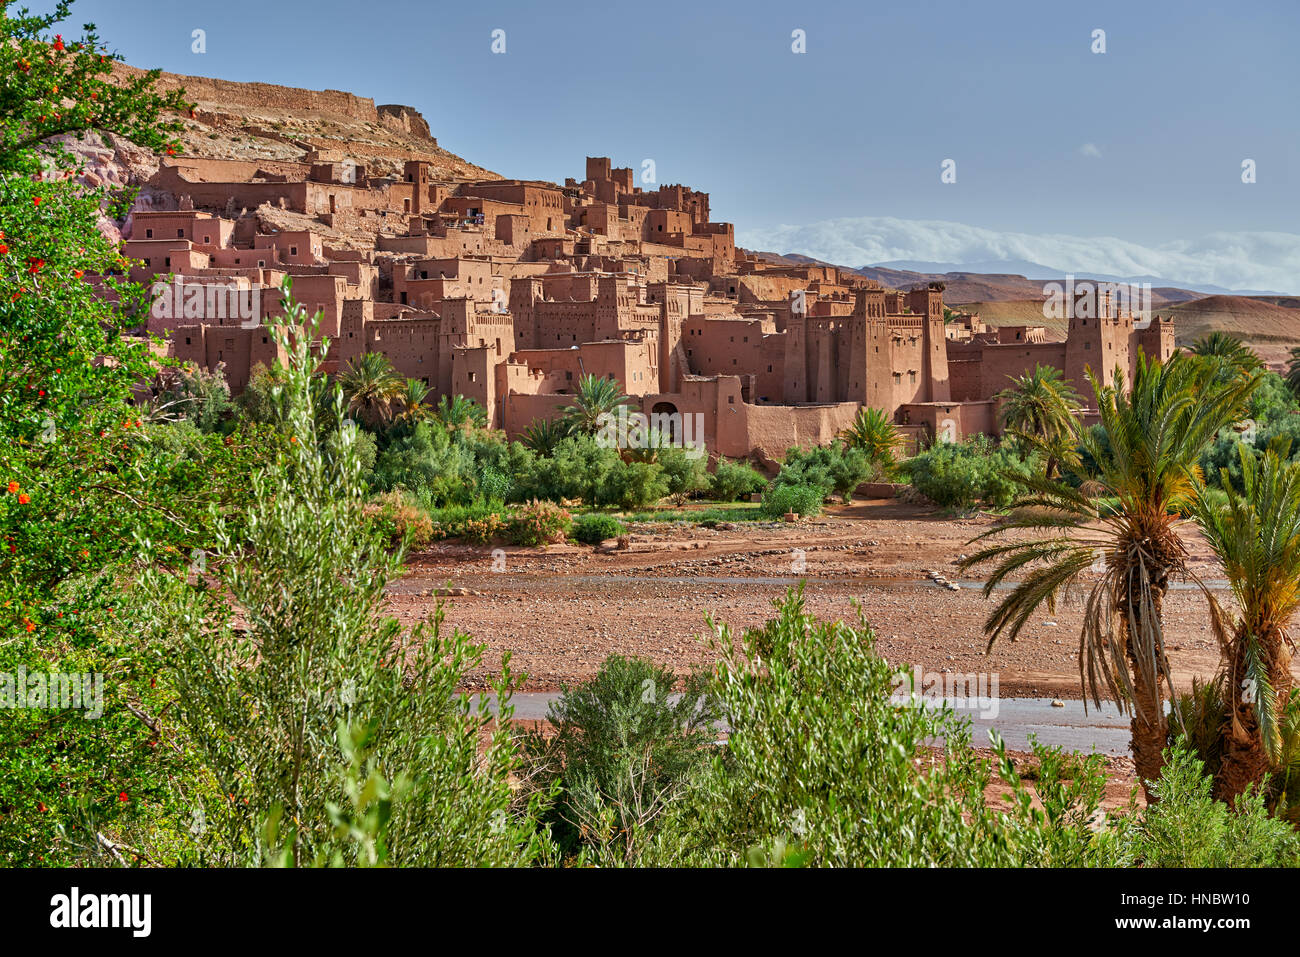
(747, 250), (1300, 368)
(756, 252), (1207, 308)
(864, 259), (1289, 298)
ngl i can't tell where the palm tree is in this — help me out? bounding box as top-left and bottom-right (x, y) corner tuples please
(1192, 442), (1300, 804)
(434, 394), (488, 431)
(1285, 346), (1300, 398)
(1190, 332), (1262, 385)
(338, 352), (403, 428)
(520, 417), (573, 456)
(994, 364), (1082, 477)
(840, 407), (901, 467)
(394, 378), (433, 424)
(562, 373), (629, 436)
(960, 352), (1259, 798)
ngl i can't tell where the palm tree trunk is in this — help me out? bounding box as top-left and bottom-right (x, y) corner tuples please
(1127, 653), (1169, 803)
(1123, 583), (1170, 803)
(1216, 625), (1293, 806)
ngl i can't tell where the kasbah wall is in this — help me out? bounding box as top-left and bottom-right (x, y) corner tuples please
(117, 76), (1177, 468)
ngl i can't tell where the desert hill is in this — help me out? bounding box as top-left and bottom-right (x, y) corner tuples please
(113, 64), (497, 183)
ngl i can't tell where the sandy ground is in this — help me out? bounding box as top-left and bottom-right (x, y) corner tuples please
(386, 499), (1248, 703)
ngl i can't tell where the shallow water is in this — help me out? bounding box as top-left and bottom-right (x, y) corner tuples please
(471, 692), (1135, 756)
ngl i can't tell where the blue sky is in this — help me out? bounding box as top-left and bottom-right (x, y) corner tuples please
(33, 0), (1300, 290)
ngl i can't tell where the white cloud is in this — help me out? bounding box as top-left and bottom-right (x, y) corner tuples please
(1079, 142), (1102, 158)
(736, 216), (1300, 293)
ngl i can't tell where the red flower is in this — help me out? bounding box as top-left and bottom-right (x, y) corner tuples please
(0, 244), (8, 256)
(27, 258), (44, 274)
(118, 791), (128, 802)
(23, 619), (35, 632)
(52, 35), (65, 52)
(37, 802), (47, 813)
(17, 494), (30, 505)
(73, 270), (83, 279)
(6, 481), (17, 494)
(33, 197), (41, 207)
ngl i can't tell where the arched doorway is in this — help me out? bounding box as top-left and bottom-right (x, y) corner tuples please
(650, 401), (680, 445)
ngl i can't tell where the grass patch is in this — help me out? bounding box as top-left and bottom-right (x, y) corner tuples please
(615, 503), (766, 525)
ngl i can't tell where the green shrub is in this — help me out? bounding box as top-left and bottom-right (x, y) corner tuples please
(646, 588), (1119, 867)
(656, 446), (710, 504)
(1132, 746), (1300, 867)
(516, 434), (620, 504)
(571, 513), (626, 545)
(370, 421), (476, 506)
(507, 500), (572, 546)
(601, 460), (669, 510)
(517, 655), (720, 864)
(760, 482), (825, 518)
(425, 498), (510, 543)
(906, 435), (1029, 510)
(769, 443), (873, 504)
(710, 457), (768, 501)
(476, 465), (512, 503)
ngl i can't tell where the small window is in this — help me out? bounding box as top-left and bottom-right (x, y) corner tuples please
(145, 228), (153, 238)
(177, 229), (185, 238)
(290, 246), (298, 256)
(203, 236), (210, 244)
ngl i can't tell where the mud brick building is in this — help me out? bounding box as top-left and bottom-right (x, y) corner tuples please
(123, 136), (1174, 462)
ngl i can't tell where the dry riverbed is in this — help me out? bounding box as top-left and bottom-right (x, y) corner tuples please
(387, 499), (1242, 701)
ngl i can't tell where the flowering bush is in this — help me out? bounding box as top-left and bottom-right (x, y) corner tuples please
(507, 500), (572, 546)
(363, 491), (434, 550)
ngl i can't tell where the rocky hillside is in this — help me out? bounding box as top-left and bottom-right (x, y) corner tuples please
(112, 64), (498, 182)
